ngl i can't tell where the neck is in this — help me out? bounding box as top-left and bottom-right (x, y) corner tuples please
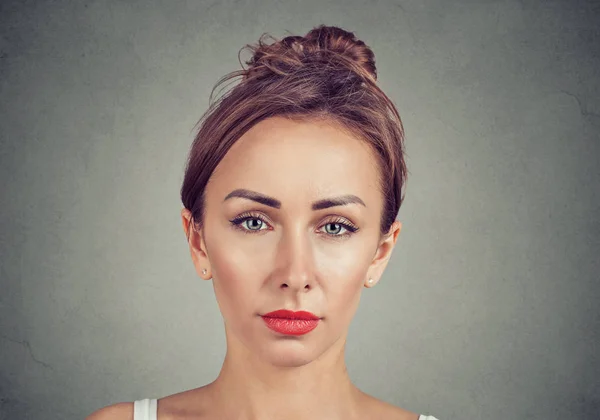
(206, 328), (365, 420)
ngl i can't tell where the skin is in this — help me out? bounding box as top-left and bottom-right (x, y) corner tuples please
(87, 116), (417, 420)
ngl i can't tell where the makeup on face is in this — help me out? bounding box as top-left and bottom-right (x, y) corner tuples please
(223, 188), (366, 240)
(261, 309), (321, 336)
(223, 188), (367, 211)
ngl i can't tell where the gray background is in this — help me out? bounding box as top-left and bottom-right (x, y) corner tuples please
(1, 0), (599, 419)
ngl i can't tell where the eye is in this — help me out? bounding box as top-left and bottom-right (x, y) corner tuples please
(319, 217), (359, 239)
(229, 212), (359, 239)
(229, 212), (272, 234)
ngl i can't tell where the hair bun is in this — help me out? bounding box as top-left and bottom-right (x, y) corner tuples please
(303, 25), (377, 80)
(243, 25), (377, 83)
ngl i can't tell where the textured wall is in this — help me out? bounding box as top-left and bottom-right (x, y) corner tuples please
(0, 0), (598, 419)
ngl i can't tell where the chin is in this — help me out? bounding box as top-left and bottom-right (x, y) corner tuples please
(257, 340), (321, 368)
(262, 352), (315, 368)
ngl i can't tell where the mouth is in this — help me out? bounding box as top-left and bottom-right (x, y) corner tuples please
(260, 309), (321, 335)
(262, 309), (320, 320)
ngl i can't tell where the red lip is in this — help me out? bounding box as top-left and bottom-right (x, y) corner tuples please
(261, 310), (320, 336)
(262, 309), (320, 320)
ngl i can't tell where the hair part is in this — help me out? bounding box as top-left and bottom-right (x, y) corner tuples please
(181, 24), (407, 240)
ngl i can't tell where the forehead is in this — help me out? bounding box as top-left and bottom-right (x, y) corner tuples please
(208, 116), (381, 207)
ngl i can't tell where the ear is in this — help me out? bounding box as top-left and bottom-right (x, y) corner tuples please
(365, 221), (402, 287)
(181, 208), (212, 280)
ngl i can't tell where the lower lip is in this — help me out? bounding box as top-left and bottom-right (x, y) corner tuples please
(261, 317), (320, 335)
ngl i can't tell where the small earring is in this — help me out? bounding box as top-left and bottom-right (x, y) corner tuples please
(202, 268), (207, 275)
(368, 278), (374, 284)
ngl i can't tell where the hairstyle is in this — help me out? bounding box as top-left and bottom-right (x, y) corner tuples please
(181, 25), (407, 239)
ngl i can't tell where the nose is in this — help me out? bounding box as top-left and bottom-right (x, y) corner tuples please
(274, 226), (315, 292)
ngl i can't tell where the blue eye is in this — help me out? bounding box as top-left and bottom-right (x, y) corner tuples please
(323, 222), (347, 235)
(320, 218), (359, 239)
(229, 213), (271, 235)
(241, 217), (267, 231)
(229, 212), (359, 239)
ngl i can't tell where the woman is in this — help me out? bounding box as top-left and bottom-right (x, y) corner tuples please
(88, 25), (440, 420)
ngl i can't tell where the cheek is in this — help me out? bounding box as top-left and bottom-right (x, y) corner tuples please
(316, 238), (372, 285)
(206, 234), (264, 321)
(315, 242), (372, 320)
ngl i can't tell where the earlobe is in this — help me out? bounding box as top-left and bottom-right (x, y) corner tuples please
(201, 268), (212, 280)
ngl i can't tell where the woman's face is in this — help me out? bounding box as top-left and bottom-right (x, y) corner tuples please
(182, 116), (401, 367)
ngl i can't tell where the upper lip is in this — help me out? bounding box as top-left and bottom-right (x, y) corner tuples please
(262, 309), (320, 320)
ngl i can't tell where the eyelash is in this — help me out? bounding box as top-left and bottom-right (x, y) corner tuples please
(229, 212), (359, 239)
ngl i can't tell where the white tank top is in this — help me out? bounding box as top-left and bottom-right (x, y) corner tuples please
(133, 398), (440, 420)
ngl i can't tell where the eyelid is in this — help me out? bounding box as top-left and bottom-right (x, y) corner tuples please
(229, 211), (359, 237)
(232, 211), (357, 227)
(232, 211), (272, 225)
(324, 215), (358, 229)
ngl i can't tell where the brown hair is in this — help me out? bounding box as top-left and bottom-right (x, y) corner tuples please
(181, 24), (407, 239)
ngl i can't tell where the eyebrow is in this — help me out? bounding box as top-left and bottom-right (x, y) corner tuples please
(223, 188), (366, 210)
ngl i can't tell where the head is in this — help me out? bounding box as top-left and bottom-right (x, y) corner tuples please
(180, 26), (407, 367)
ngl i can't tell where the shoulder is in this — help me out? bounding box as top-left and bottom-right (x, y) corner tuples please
(156, 387), (212, 418)
(85, 402), (134, 420)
